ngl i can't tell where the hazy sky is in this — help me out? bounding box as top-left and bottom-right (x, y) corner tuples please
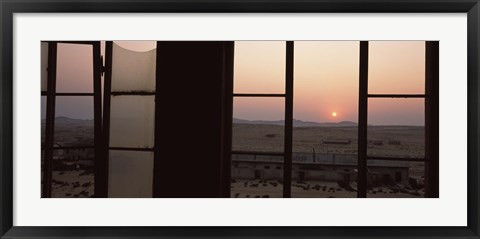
(42, 41), (425, 125)
(233, 41), (425, 125)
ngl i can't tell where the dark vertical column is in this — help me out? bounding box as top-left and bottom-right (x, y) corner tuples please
(98, 41), (113, 198)
(152, 41), (162, 197)
(425, 41), (439, 198)
(42, 42), (57, 198)
(220, 42), (234, 197)
(92, 42), (106, 197)
(283, 41), (294, 198)
(153, 41), (234, 198)
(358, 41), (369, 198)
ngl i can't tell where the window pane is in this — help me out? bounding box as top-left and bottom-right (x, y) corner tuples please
(367, 160), (425, 198)
(111, 42), (156, 92)
(368, 98), (425, 158)
(56, 43), (94, 93)
(231, 154), (283, 198)
(54, 96), (94, 146)
(292, 41), (359, 198)
(51, 148), (95, 198)
(291, 153), (358, 198)
(41, 42), (48, 92)
(109, 96), (155, 148)
(108, 150), (153, 198)
(115, 41), (156, 52)
(232, 97), (284, 153)
(368, 41), (425, 94)
(234, 41), (285, 93)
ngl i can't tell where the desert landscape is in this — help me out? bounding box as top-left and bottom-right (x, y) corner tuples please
(232, 118), (424, 158)
(42, 117), (426, 198)
(232, 119), (426, 198)
(42, 117), (95, 197)
(231, 179), (425, 198)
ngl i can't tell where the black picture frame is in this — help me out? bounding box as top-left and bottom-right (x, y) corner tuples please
(1, 0), (479, 238)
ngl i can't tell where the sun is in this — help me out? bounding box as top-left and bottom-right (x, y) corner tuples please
(332, 112), (337, 117)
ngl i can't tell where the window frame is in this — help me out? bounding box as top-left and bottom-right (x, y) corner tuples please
(230, 41), (294, 197)
(230, 40), (439, 198)
(41, 41), (102, 198)
(100, 41), (157, 198)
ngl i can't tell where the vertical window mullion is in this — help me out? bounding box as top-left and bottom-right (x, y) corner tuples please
(92, 41), (105, 197)
(221, 42), (234, 198)
(283, 41), (294, 198)
(42, 42), (57, 198)
(358, 41), (369, 198)
(425, 41), (439, 198)
(99, 41), (113, 198)
(153, 41), (161, 198)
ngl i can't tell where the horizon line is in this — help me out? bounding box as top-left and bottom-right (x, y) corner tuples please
(233, 117), (425, 126)
(42, 116), (424, 127)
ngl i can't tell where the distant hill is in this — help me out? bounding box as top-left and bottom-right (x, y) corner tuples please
(40, 116), (420, 127)
(233, 118), (357, 127)
(41, 116), (93, 125)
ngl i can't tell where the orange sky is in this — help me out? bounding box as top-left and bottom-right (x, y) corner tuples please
(43, 41), (426, 126)
(233, 41), (425, 126)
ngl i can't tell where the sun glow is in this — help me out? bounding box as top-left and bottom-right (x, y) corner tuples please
(332, 112), (337, 117)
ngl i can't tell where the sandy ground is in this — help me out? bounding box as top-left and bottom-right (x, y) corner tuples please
(51, 170), (94, 198)
(233, 124), (425, 158)
(232, 124), (426, 194)
(43, 122), (426, 198)
(231, 179), (424, 198)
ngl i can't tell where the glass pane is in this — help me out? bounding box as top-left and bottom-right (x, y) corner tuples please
(234, 41), (285, 93)
(232, 97), (284, 153)
(369, 41), (425, 94)
(367, 160), (425, 198)
(368, 98), (425, 158)
(291, 153), (358, 198)
(41, 42), (48, 92)
(109, 96), (155, 148)
(56, 43), (94, 93)
(231, 154), (283, 198)
(115, 41), (156, 52)
(111, 42), (156, 92)
(292, 41), (359, 198)
(108, 150), (154, 198)
(51, 148), (95, 198)
(54, 96), (94, 146)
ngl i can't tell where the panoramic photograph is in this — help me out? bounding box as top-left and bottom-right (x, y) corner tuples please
(41, 40), (439, 198)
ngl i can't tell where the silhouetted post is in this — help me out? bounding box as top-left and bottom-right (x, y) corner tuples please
(425, 41), (439, 198)
(43, 42), (57, 198)
(220, 42), (234, 198)
(92, 41), (105, 198)
(283, 41), (294, 198)
(358, 41), (369, 198)
(97, 41), (114, 198)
